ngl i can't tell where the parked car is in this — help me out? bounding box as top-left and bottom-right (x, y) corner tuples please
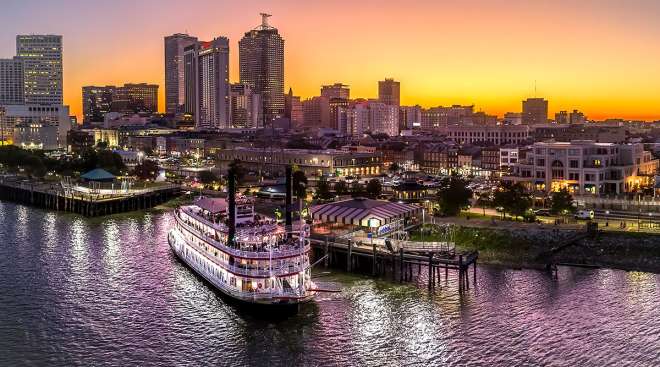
(574, 210), (595, 220)
(534, 208), (551, 216)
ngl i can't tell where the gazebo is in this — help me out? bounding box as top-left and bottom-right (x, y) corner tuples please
(311, 197), (420, 230)
(80, 168), (116, 183)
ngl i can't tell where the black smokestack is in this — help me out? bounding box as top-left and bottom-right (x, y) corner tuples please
(285, 165), (293, 235)
(228, 170), (236, 247)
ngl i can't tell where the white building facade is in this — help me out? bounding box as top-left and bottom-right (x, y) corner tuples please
(506, 141), (658, 195)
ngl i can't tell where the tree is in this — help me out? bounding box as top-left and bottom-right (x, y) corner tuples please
(133, 159), (159, 180)
(388, 162), (400, 174)
(475, 191), (493, 216)
(350, 181), (364, 197)
(334, 180), (348, 196)
(199, 170), (218, 185)
(96, 150), (126, 176)
(315, 176), (334, 200)
(365, 179), (382, 198)
(228, 159), (245, 185)
(493, 182), (532, 220)
(292, 170), (308, 200)
(435, 174), (473, 216)
(550, 188), (575, 215)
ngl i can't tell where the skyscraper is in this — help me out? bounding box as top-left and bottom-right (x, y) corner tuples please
(16, 35), (63, 105)
(0, 57), (24, 105)
(239, 14), (285, 124)
(522, 98), (548, 125)
(165, 34), (198, 115)
(378, 78), (400, 107)
(185, 37), (231, 130)
(368, 100), (399, 136)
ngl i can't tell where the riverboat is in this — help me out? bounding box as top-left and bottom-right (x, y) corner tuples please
(168, 194), (315, 306)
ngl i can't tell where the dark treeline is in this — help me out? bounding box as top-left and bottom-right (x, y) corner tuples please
(0, 146), (126, 178)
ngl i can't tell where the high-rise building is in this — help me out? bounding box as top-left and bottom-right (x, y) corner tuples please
(82, 86), (115, 123)
(378, 78), (400, 107)
(302, 96), (330, 129)
(165, 34), (198, 115)
(368, 100), (399, 136)
(0, 57), (24, 105)
(190, 37), (231, 130)
(522, 98), (548, 125)
(16, 35), (63, 105)
(284, 88), (303, 128)
(230, 83), (261, 129)
(321, 83), (350, 100)
(183, 44), (198, 115)
(239, 14), (285, 124)
(347, 101), (370, 139)
(399, 105), (422, 130)
(111, 83), (159, 114)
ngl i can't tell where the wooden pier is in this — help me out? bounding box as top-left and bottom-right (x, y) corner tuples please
(0, 176), (182, 216)
(309, 235), (478, 292)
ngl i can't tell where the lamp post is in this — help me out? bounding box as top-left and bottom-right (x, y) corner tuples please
(605, 210), (609, 227)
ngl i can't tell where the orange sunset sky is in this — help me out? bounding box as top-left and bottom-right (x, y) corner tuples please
(1, 0), (659, 121)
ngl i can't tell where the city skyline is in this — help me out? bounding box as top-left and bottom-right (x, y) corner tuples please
(1, 0), (660, 120)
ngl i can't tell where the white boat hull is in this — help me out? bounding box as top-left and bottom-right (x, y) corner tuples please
(168, 229), (315, 306)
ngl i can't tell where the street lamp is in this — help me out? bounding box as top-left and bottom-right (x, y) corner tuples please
(605, 210), (610, 227)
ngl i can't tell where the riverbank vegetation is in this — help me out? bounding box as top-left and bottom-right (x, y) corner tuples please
(0, 146), (127, 178)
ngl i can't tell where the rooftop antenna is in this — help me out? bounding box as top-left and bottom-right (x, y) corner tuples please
(534, 80), (537, 97)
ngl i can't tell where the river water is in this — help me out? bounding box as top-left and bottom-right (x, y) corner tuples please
(0, 201), (658, 367)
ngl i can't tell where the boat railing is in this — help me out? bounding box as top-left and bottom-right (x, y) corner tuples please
(175, 214), (310, 260)
(172, 229), (307, 277)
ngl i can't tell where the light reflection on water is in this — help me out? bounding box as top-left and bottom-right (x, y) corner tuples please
(0, 202), (658, 367)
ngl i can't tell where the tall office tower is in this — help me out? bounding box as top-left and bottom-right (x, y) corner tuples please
(378, 78), (400, 106)
(111, 83), (159, 114)
(239, 14), (285, 124)
(230, 83), (261, 129)
(399, 105), (422, 130)
(347, 101), (370, 139)
(82, 86), (115, 123)
(165, 34), (198, 115)
(16, 35), (63, 105)
(0, 57), (24, 105)
(368, 101), (399, 136)
(321, 83), (350, 100)
(183, 43), (198, 115)
(522, 98), (548, 125)
(191, 37), (231, 130)
(284, 88), (303, 128)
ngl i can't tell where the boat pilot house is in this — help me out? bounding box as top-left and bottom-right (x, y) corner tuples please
(310, 198), (421, 238)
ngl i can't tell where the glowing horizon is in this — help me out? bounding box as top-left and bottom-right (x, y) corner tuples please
(1, 0), (659, 121)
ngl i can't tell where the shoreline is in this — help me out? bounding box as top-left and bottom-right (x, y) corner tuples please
(452, 225), (660, 274)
